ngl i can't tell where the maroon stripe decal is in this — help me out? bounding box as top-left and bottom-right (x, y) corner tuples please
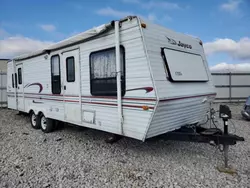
(81, 101), (154, 109)
(24, 96), (154, 109)
(24, 83), (43, 93)
(81, 95), (156, 101)
(21, 92), (156, 101)
(25, 96), (64, 102)
(160, 93), (216, 102)
(25, 92), (63, 96)
(126, 87), (153, 93)
(65, 99), (80, 103)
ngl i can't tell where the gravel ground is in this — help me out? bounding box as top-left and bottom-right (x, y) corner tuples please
(0, 103), (249, 188)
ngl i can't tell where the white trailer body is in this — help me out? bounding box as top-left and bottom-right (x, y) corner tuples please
(7, 16), (216, 141)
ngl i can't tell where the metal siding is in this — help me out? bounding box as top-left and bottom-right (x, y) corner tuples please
(146, 96), (213, 138)
(211, 73), (250, 101)
(141, 19), (216, 138)
(22, 56), (51, 95)
(215, 88), (230, 98)
(6, 18), (156, 140)
(79, 19), (155, 140)
(231, 75), (250, 85)
(232, 88), (250, 98)
(0, 60), (8, 71)
(141, 20), (215, 99)
(212, 75), (229, 85)
(0, 71), (7, 107)
(81, 104), (152, 140)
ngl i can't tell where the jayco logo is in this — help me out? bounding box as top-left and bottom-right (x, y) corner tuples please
(166, 37), (177, 45)
(166, 36), (192, 49)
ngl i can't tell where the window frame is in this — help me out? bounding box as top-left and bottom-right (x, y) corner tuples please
(66, 56), (75, 82)
(50, 54), (61, 94)
(18, 68), (22, 84)
(89, 46), (126, 96)
(161, 47), (209, 82)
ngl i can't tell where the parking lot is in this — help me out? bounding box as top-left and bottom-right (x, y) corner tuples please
(0, 103), (249, 188)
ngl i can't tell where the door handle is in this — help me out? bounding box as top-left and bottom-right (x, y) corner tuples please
(64, 85), (66, 90)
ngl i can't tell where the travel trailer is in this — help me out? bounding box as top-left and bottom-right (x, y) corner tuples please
(7, 16), (216, 141)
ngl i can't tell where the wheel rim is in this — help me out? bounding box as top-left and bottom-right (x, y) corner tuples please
(41, 116), (47, 130)
(31, 114), (36, 126)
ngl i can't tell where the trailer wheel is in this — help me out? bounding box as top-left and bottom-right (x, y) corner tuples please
(30, 111), (40, 129)
(39, 114), (54, 133)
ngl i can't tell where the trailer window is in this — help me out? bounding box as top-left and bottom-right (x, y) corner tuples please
(90, 46), (125, 96)
(66, 56), (75, 82)
(15, 73), (17, 88)
(51, 55), (61, 94)
(162, 48), (208, 82)
(12, 74), (14, 88)
(18, 68), (22, 84)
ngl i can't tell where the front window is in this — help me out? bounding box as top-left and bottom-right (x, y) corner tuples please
(89, 46), (125, 96)
(161, 47), (208, 82)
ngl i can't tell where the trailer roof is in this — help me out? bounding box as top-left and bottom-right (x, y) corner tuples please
(13, 16), (139, 61)
(12, 15), (200, 62)
(13, 23), (114, 61)
(13, 16), (138, 61)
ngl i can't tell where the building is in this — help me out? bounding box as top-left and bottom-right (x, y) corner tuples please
(0, 59), (9, 71)
(0, 59), (9, 107)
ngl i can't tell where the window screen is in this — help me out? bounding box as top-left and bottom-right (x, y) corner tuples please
(51, 55), (61, 94)
(18, 68), (22, 84)
(162, 48), (208, 82)
(66, 56), (75, 82)
(90, 46), (125, 96)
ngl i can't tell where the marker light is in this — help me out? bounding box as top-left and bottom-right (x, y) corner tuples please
(142, 105), (149, 110)
(141, 23), (147, 28)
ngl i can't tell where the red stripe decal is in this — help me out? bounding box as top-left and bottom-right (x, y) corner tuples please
(26, 96), (64, 102)
(82, 101), (154, 109)
(81, 95), (156, 101)
(19, 92), (156, 101)
(24, 96), (154, 109)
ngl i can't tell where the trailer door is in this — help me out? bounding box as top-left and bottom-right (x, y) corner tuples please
(16, 64), (24, 111)
(7, 61), (17, 109)
(62, 49), (81, 124)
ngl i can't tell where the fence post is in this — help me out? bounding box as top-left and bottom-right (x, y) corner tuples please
(229, 72), (232, 102)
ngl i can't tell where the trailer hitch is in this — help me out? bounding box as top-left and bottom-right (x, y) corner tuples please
(154, 105), (244, 174)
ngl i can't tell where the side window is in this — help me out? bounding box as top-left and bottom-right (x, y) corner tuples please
(66, 56), (75, 82)
(18, 68), (22, 84)
(89, 46), (125, 96)
(14, 73), (17, 88)
(12, 74), (14, 88)
(51, 55), (61, 94)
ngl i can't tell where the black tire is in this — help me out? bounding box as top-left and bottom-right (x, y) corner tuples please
(30, 111), (40, 129)
(53, 120), (60, 131)
(38, 114), (54, 133)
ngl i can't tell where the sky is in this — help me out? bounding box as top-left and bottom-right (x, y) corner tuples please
(0, 0), (250, 71)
